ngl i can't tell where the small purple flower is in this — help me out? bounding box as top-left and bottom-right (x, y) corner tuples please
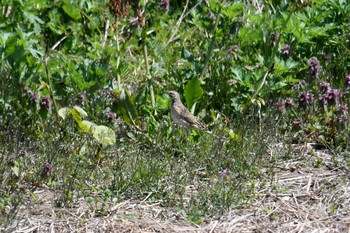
(43, 162), (53, 176)
(340, 114), (349, 122)
(19, 148), (26, 157)
(105, 112), (117, 122)
(30, 92), (38, 103)
(327, 89), (342, 100)
(320, 82), (330, 93)
(285, 98), (296, 108)
(281, 44), (291, 56)
(308, 57), (321, 78)
(325, 54), (332, 60)
(160, 0), (169, 11)
(40, 96), (51, 108)
(294, 80), (308, 90)
(277, 100), (285, 111)
(327, 89), (342, 104)
(293, 118), (301, 126)
(319, 93), (329, 105)
(340, 104), (348, 112)
(345, 75), (350, 88)
(219, 169), (231, 182)
(299, 92), (313, 106)
(300, 80), (307, 88)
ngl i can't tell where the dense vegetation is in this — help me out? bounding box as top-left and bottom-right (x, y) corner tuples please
(1, 0), (349, 227)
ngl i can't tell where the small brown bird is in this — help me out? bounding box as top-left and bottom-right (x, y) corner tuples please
(168, 90), (203, 130)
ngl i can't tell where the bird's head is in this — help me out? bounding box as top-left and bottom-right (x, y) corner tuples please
(168, 90), (181, 103)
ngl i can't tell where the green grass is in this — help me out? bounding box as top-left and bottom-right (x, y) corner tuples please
(0, 112), (276, 226)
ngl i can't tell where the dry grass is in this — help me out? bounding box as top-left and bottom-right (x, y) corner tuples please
(4, 145), (350, 233)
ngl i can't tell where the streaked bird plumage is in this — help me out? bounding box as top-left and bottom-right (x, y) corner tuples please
(168, 90), (203, 129)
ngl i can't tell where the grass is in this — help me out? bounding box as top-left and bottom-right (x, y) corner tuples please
(0, 110), (277, 228)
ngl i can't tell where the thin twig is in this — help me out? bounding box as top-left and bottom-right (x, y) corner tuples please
(166, 0), (190, 45)
(50, 36), (67, 51)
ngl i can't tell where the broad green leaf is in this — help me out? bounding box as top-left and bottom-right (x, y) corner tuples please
(122, 90), (137, 119)
(207, 0), (220, 12)
(79, 120), (96, 134)
(221, 3), (244, 19)
(114, 90), (138, 125)
(73, 106), (88, 118)
(92, 125), (116, 146)
(71, 108), (82, 123)
(62, 2), (81, 21)
(70, 106), (87, 123)
(184, 78), (203, 109)
(156, 93), (169, 109)
(58, 107), (71, 120)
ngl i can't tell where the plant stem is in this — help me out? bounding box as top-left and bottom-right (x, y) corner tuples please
(199, 7), (221, 81)
(116, 31), (121, 90)
(143, 38), (155, 108)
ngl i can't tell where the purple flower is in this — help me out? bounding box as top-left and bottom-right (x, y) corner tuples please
(40, 96), (51, 108)
(325, 54), (332, 60)
(43, 162), (53, 176)
(276, 100), (285, 111)
(19, 148), (26, 157)
(160, 0), (169, 11)
(345, 75), (350, 88)
(327, 89), (342, 104)
(293, 118), (301, 126)
(320, 82), (330, 93)
(285, 98), (296, 108)
(308, 57), (321, 78)
(281, 44), (291, 56)
(300, 80), (307, 88)
(294, 80), (308, 90)
(319, 93), (329, 105)
(318, 89), (342, 108)
(105, 112), (117, 122)
(30, 92), (38, 103)
(340, 104), (348, 112)
(299, 92), (313, 106)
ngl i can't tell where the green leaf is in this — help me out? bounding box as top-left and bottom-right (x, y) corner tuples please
(12, 166), (19, 177)
(62, 2), (81, 21)
(207, 0), (220, 12)
(73, 106), (88, 118)
(92, 125), (116, 146)
(156, 93), (169, 109)
(114, 90), (138, 125)
(184, 78), (203, 109)
(229, 130), (242, 141)
(79, 120), (96, 134)
(221, 3), (244, 19)
(58, 107), (71, 120)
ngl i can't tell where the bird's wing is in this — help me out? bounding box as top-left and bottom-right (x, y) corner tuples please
(177, 105), (202, 128)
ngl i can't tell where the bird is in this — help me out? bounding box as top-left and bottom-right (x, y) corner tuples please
(168, 90), (203, 130)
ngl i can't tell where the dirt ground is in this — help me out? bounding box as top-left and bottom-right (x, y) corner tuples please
(3, 144), (350, 233)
